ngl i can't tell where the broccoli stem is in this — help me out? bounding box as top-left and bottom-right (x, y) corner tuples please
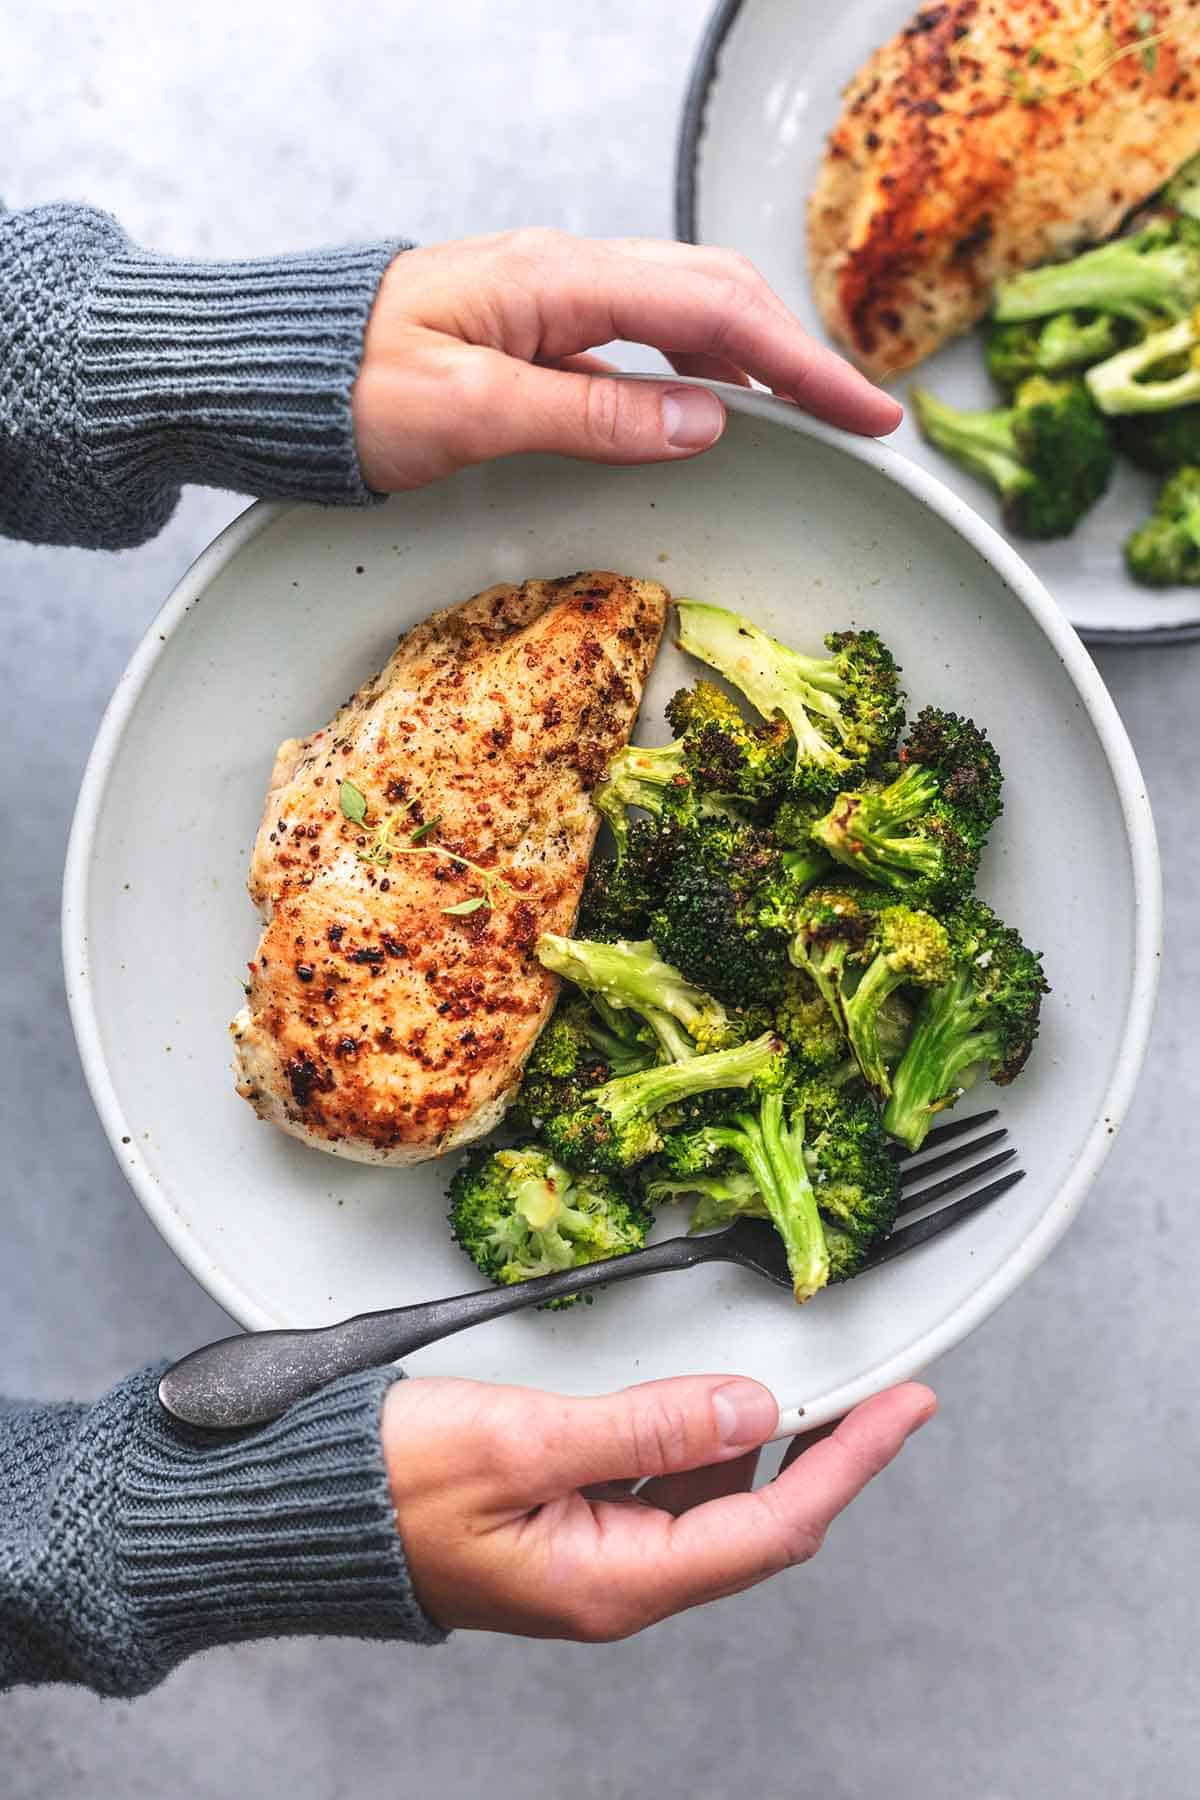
(591, 1032), (782, 1133)
(782, 848), (835, 888)
(593, 742), (687, 859)
(843, 953), (909, 1097)
(909, 390), (1028, 499)
(992, 234), (1196, 324)
(643, 1010), (697, 1063)
(675, 600), (852, 772)
(701, 1096), (829, 1301)
(537, 934), (725, 1049)
(883, 974), (1002, 1150)
(1085, 316), (1200, 415)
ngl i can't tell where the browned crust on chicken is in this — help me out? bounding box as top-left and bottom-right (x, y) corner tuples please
(809, 0), (1200, 378)
(232, 572), (668, 1164)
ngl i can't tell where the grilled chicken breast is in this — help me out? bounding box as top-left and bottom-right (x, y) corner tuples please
(809, 0), (1200, 378)
(232, 572), (667, 1164)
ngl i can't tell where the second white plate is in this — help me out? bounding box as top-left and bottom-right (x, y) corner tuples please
(676, 0), (1200, 644)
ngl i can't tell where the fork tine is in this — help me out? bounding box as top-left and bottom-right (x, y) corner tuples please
(899, 1128), (1007, 1191)
(898, 1146), (1016, 1215)
(861, 1169), (1025, 1272)
(888, 1109), (1000, 1162)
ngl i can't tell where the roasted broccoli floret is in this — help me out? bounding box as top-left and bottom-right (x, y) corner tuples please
(1114, 409), (1200, 472)
(1125, 466), (1200, 585)
(884, 901), (1049, 1151)
(660, 1079), (899, 1298)
(992, 221), (1200, 326)
(912, 377), (1114, 539)
(577, 818), (667, 943)
(541, 1032), (787, 1174)
(840, 905), (950, 1097)
(512, 996), (652, 1131)
(592, 741), (694, 863)
(536, 932), (736, 1061)
(1086, 311), (1200, 415)
(666, 678), (794, 804)
(648, 816), (796, 1008)
(447, 1145), (651, 1306)
(644, 1167), (765, 1231)
(772, 884), (947, 1094)
(985, 313), (1127, 390)
(674, 601), (905, 795)
(811, 707), (1003, 908)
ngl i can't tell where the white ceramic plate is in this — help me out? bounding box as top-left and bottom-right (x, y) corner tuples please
(63, 390), (1160, 1432)
(677, 0), (1200, 645)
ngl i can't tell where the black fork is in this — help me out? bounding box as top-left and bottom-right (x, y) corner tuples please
(158, 1113), (1021, 1430)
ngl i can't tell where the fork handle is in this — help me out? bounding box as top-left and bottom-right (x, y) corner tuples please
(158, 1232), (721, 1430)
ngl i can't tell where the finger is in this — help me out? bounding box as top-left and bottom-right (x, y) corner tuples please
(420, 347), (731, 469)
(638, 1447), (762, 1516)
(526, 247), (901, 435)
(517, 1375), (779, 1496)
(615, 1384), (936, 1626)
(604, 239), (801, 328)
(666, 352), (753, 388)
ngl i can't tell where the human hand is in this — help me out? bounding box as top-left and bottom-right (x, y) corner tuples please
(352, 230), (901, 490)
(381, 1373), (934, 1639)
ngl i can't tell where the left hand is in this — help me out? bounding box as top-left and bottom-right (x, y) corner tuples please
(382, 1371), (934, 1639)
(352, 229), (902, 490)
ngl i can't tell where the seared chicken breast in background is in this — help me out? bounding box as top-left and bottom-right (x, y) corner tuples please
(809, 0), (1200, 379)
(232, 572), (668, 1164)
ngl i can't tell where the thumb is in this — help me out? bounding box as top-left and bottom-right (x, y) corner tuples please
(455, 351), (728, 467)
(533, 1375), (779, 1494)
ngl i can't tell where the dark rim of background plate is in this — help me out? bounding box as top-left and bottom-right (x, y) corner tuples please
(673, 0), (1200, 649)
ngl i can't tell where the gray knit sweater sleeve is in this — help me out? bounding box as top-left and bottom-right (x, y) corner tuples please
(0, 1366), (445, 1695)
(0, 204), (405, 548)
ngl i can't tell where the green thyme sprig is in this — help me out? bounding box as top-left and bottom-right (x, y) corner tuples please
(339, 780), (512, 913)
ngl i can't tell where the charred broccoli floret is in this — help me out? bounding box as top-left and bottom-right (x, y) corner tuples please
(993, 220), (1200, 327)
(447, 1145), (651, 1306)
(1125, 466), (1200, 585)
(811, 707), (1002, 908)
(985, 313), (1128, 390)
(884, 901), (1049, 1151)
(577, 818), (669, 943)
(541, 1032), (787, 1174)
(912, 377), (1114, 539)
(536, 932), (737, 1061)
(674, 601), (905, 796)
(666, 678), (794, 805)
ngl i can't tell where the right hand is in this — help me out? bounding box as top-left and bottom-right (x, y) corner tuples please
(381, 1373), (934, 1639)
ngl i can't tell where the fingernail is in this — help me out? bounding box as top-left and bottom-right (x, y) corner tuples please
(662, 386), (725, 450)
(713, 1380), (779, 1450)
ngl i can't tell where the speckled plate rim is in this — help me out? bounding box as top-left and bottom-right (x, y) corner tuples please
(673, 0), (1200, 649)
(62, 386), (1162, 1425)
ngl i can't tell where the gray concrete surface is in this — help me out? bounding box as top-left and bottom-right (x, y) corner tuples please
(1, 3), (1197, 1795)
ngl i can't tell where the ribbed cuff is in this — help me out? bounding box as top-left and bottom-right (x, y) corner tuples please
(79, 239), (406, 506)
(28, 1364), (445, 1696)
